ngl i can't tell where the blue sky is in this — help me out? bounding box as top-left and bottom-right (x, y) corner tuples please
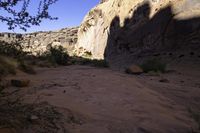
(0, 0), (100, 33)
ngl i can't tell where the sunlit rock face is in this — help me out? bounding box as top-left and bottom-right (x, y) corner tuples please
(100, 0), (109, 3)
(76, 0), (200, 68)
(0, 27), (78, 55)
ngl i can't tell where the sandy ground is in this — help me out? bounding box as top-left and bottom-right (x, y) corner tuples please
(5, 65), (200, 133)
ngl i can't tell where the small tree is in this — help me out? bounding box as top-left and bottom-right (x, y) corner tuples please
(0, 0), (58, 31)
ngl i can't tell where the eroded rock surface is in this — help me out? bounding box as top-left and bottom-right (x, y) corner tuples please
(0, 27), (78, 55)
(76, 0), (200, 68)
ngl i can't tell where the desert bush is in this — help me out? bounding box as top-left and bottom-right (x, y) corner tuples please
(41, 45), (69, 66)
(18, 60), (36, 74)
(0, 97), (66, 132)
(0, 55), (37, 76)
(188, 108), (200, 130)
(83, 51), (92, 58)
(0, 41), (27, 58)
(0, 56), (17, 76)
(91, 59), (109, 67)
(140, 59), (167, 73)
(0, 41), (36, 75)
(70, 56), (109, 68)
(0, 77), (65, 132)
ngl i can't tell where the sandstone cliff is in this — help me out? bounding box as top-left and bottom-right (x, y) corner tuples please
(76, 0), (200, 68)
(0, 27), (78, 55)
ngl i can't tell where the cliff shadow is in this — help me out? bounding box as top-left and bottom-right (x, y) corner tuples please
(104, 1), (200, 69)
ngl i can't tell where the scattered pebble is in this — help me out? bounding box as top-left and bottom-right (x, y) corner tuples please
(178, 54), (185, 58)
(190, 52), (194, 55)
(159, 79), (170, 83)
(30, 115), (39, 122)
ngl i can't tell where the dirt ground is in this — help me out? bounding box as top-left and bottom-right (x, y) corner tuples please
(5, 64), (200, 133)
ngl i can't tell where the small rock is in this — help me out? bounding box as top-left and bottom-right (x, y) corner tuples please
(43, 93), (54, 96)
(125, 65), (143, 75)
(30, 115), (39, 121)
(159, 78), (169, 83)
(178, 54), (185, 58)
(11, 79), (30, 87)
(190, 52), (194, 55)
(29, 115), (39, 123)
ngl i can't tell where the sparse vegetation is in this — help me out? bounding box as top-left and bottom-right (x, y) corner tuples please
(0, 42), (67, 132)
(0, 94), (66, 132)
(82, 51), (92, 58)
(188, 108), (200, 130)
(18, 60), (36, 74)
(40, 45), (70, 66)
(91, 59), (109, 67)
(0, 56), (17, 76)
(0, 41), (37, 75)
(140, 59), (167, 73)
(37, 46), (109, 68)
(70, 56), (109, 68)
(0, 41), (27, 58)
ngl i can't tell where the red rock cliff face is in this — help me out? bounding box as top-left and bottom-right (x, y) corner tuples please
(76, 0), (200, 68)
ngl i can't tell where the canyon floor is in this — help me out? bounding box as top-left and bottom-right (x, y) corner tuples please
(5, 64), (200, 133)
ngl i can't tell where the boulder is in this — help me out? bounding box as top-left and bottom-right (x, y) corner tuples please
(125, 64), (143, 75)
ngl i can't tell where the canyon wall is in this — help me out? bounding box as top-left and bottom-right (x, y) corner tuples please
(76, 0), (200, 68)
(0, 27), (78, 55)
(1, 0), (200, 68)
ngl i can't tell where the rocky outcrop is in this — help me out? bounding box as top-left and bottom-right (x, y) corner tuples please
(100, 0), (109, 4)
(0, 27), (78, 55)
(76, 0), (200, 68)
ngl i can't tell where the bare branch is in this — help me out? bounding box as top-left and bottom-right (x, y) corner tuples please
(0, 0), (58, 31)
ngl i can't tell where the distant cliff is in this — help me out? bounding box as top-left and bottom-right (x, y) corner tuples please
(0, 27), (78, 55)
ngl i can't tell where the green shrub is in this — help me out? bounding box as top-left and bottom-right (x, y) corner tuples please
(18, 60), (36, 74)
(83, 51), (92, 58)
(41, 45), (69, 66)
(70, 56), (109, 68)
(140, 59), (167, 73)
(91, 59), (109, 68)
(188, 108), (200, 130)
(0, 56), (17, 76)
(0, 41), (27, 58)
